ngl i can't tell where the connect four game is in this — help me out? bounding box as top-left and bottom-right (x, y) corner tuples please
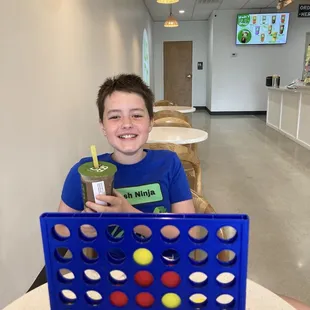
(40, 212), (249, 309)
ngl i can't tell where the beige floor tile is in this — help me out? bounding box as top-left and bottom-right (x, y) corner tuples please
(192, 111), (310, 305)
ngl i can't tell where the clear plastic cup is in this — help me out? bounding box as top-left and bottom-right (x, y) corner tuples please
(78, 161), (117, 206)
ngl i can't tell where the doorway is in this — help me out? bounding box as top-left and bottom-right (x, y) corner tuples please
(164, 41), (193, 107)
(305, 32), (310, 51)
(303, 32), (310, 79)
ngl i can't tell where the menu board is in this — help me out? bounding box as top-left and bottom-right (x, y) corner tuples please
(236, 13), (290, 45)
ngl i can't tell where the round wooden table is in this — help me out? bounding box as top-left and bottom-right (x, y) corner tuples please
(153, 106), (196, 114)
(3, 279), (294, 309)
(147, 127), (208, 145)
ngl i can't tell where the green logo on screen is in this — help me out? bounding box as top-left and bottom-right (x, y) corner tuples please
(238, 29), (252, 44)
(237, 14), (250, 27)
(117, 183), (163, 205)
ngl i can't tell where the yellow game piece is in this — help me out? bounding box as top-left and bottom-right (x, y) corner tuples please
(133, 248), (153, 266)
(90, 145), (99, 169)
(161, 293), (181, 309)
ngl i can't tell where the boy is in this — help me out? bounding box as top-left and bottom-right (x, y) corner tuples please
(58, 74), (195, 237)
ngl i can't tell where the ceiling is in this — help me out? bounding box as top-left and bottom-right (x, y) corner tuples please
(144, 0), (278, 21)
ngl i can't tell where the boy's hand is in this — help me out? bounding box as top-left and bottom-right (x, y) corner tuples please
(85, 189), (134, 213)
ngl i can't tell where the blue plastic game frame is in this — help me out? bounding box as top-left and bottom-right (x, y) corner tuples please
(40, 212), (249, 309)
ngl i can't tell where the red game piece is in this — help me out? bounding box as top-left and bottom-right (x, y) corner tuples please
(136, 292), (155, 308)
(109, 291), (128, 307)
(161, 271), (181, 288)
(134, 270), (154, 287)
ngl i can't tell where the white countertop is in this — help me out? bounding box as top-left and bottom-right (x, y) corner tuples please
(268, 86), (310, 94)
(3, 279), (295, 309)
(147, 127), (208, 144)
(267, 83), (310, 151)
(153, 106), (196, 114)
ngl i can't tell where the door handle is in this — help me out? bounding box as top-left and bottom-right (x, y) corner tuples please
(186, 74), (192, 79)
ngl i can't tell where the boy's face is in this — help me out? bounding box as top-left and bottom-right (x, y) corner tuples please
(101, 91), (153, 156)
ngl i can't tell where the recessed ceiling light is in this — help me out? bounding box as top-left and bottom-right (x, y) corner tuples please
(157, 0), (179, 3)
(179, 10), (185, 14)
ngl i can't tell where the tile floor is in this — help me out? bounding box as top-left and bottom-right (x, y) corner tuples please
(192, 111), (310, 305)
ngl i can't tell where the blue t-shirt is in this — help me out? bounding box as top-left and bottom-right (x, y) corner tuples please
(61, 149), (192, 213)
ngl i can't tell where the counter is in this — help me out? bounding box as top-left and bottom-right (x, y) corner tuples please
(267, 87), (310, 150)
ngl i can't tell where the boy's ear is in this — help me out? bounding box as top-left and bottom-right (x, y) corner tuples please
(100, 121), (106, 136)
(149, 118), (154, 132)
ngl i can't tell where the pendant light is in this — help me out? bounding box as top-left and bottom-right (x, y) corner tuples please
(164, 5), (179, 28)
(277, 0), (293, 9)
(157, 0), (179, 3)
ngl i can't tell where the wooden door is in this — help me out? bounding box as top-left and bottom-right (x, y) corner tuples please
(164, 41), (192, 107)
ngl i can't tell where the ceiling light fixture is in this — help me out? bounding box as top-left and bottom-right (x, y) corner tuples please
(277, 0), (293, 9)
(179, 10), (185, 14)
(164, 5), (179, 28)
(157, 0), (179, 3)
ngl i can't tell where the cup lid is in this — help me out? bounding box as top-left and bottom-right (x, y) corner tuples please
(78, 161), (117, 177)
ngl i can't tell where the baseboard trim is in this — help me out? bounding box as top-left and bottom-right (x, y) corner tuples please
(194, 106), (208, 111)
(194, 106), (267, 116)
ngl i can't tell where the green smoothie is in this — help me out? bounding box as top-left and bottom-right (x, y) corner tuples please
(78, 161), (117, 206)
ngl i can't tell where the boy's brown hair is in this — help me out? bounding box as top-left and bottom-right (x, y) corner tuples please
(96, 74), (154, 122)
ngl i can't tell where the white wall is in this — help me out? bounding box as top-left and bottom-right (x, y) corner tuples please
(0, 0), (152, 307)
(206, 18), (213, 110)
(154, 21), (208, 107)
(209, 9), (310, 112)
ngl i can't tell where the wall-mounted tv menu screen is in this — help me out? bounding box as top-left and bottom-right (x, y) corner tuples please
(236, 13), (290, 45)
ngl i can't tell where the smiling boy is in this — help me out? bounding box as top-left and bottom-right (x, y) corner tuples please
(58, 74), (195, 235)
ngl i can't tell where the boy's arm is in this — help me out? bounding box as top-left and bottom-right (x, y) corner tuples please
(172, 199), (195, 214)
(58, 200), (80, 213)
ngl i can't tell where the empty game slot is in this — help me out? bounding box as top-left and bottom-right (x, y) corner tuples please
(79, 224), (97, 241)
(189, 249), (208, 265)
(160, 225), (180, 242)
(133, 225), (152, 243)
(109, 270), (127, 285)
(216, 294), (235, 308)
(85, 290), (103, 306)
(59, 289), (77, 305)
(189, 293), (208, 308)
(217, 226), (237, 243)
(58, 269), (75, 283)
(84, 269), (101, 284)
(189, 272), (208, 287)
(188, 225), (208, 243)
(216, 250), (236, 266)
(216, 272), (235, 287)
(52, 224), (70, 240)
(161, 249), (180, 266)
(107, 249), (126, 265)
(82, 247), (99, 263)
(55, 248), (72, 263)
(106, 224), (125, 242)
